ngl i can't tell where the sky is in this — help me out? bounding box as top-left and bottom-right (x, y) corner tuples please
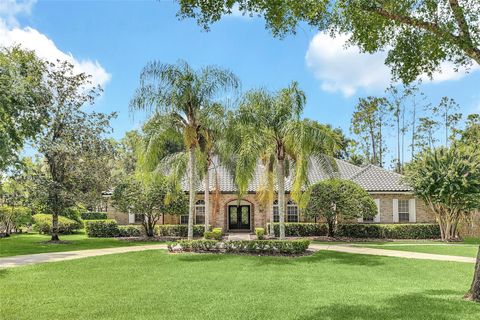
(1, 0), (480, 167)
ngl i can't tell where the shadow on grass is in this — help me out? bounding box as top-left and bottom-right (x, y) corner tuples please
(299, 289), (479, 320)
(0, 268), (9, 278)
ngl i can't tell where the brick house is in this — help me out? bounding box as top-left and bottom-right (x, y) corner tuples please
(107, 158), (435, 231)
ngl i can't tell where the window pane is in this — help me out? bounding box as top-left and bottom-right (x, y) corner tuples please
(398, 199), (409, 222)
(287, 204), (298, 222)
(195, 203), (205, 225)
(134, 214), (144, 223)
(180, 215), (188, 225)
(273, 206), (279, 222)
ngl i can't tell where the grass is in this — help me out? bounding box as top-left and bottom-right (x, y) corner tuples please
(0, 232), (160, 257)
(0, 250), (479, 319)
(352, 243), (480, 258)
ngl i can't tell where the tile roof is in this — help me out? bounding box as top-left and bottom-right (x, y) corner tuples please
(185, 157), (412, 193)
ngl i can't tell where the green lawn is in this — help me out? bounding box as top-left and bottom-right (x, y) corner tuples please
(1, 250), (479, 319)
(353, 243), (480, 258)
(0, 232), (159, 257)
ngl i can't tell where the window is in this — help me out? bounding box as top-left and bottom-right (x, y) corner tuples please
(287, 200), (299, 222)
(398, 199), (409, 222)
(195, 200), (205, 224)
(272, 200), (279, 222)
(134, 214), (144, 223)
(180, 215), (188, 225)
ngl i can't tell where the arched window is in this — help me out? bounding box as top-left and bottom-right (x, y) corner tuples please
(195, 200), (205, 224)
(287, 200), (299, 222)
(272, 200), (279, 222)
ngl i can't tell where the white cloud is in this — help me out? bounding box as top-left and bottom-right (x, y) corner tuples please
(0, 0), (110, 88)
(305, 32), (479, 97)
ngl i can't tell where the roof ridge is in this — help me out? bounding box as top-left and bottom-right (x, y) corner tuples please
(349, 164), (373, 181)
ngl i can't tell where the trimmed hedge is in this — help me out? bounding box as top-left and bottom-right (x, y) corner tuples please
(268, 223), (328, 237)
(32, 214), (79, 234)
(118, 225), (142, 237)
(81, 212), (108, 220)
(267, 222), (440, 239)
(255, 227), (265, 240)
(174, 239), (311, 254)
(204, 228), (222, 240)
(155, 224), (207, 237)
(85, 220), (119, 237)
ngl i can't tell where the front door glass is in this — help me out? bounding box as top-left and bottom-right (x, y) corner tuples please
(228, 205), (250, 230)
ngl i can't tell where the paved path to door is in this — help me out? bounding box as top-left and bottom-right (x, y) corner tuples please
(309, 243), (476, 263)
(0, 242), (475, 269)
(0, 244), (168, 268)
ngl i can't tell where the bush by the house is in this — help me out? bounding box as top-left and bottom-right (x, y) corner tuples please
(174, 239), (310, 254)
(255, 227), (265, 240)
(336, 223), (441, 239)
(81, 212), (108, 220)
(156, 224), (207, 237)
(85, 219), (119, 237)
(204, 228), (222, 240)
(118, 225), (142, 237)
(268, 223), (328, 237)
(33, 214), (79, 234)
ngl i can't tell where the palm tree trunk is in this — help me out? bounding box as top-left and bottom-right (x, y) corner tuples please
(187, 146), (196, 240)
(277, 158), (286, 240)
(204, 163), (210, 232)
(465, 246), (480, 302)
(269, 203), (275, 237)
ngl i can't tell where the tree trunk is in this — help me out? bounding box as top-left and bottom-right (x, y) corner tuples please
(465, 246), (480, 302)
(269, 201), (275, 238)
(51, 212), (59, 241)
(204, 162), (210, 232)
(277, 158), (286, 240)
(187, 146), (196, 240)
(326, 218), (335, 237)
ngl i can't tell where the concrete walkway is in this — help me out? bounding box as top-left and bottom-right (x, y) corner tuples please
(0, 244), (167, 268)
(0, 242), (476, 269)
(309, 243), (476, 263)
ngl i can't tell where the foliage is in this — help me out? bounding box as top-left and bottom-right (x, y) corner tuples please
(0, 205), (32, 235)
(118, 225), (143, 237)
(112, 173), (188, 237)
(81, 212), (108, 220)
(130, 60), (239, 240)
(32, 214), (79, 235)
(177, 0), (480, 83)
(336, 223), (441, 239)
(0, 46), (49, 169)
(305, 179), (377, 236)
(175, 239), (311, 254)
(155, 224), (207, 238)
(204, 227), (222, 240)
(404, 146), (480, 241)
(60, 207), (84, 225)
(85, 220), (119, 238)
(255, 227), (265, 240)
(268, 223), (328, 237)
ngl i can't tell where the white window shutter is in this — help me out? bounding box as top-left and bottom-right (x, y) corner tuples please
(409, 198), (416, 222)
(128, 212), (135, 224)
(374, 199), (381, 222)
(392, 199), (399, 223)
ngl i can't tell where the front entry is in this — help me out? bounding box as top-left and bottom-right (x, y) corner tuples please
(228, 205), (250, 230)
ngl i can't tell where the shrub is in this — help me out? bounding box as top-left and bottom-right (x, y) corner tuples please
(85, 220), (119, 237)
(81, 212), (108, 220)
(155, 224), (207, 237)
(336, 223), (441, 239)
(118, 225), (142, 237)
(0, 205), (32, 234)
(32, 214), (79, 234)
(60, 207), (83, 225)
(255, 227), (265, 240)
(174, 239), (311, 254)
(268, 223), (328, 237)
(204, 227), (222, 240)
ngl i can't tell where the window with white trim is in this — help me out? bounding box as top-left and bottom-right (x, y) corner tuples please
(398, 199), (409, 222)
(195, 200), (205, 224)
(180, 215), (188, 225)
(272, 200), (279, 222)
(287, 200), (299, 222)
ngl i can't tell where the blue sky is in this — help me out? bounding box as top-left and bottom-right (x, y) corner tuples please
(2, 0), (480, 166)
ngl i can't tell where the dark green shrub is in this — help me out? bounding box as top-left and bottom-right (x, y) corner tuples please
(85, 220), (119, 237)
(255, 227), (265, 240)
(174, 239), (310, 254)
(32, 214), (79, 234)
(118, 225), (142, 237)
(336, 223), (441, 239)
(268, 223), (328, 237)
(204, 227), (222, 240)
(60, 207), (83, 225)
(178, 239), (219, 252)
(81, 212), (108, 220)
(155, 224), (207, 237)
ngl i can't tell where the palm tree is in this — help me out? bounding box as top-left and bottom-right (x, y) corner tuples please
(230, 82), (338, 239)
(130, 61), (239, 239)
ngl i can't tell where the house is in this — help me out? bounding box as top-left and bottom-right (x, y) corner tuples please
(106, 157), (436, 232)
